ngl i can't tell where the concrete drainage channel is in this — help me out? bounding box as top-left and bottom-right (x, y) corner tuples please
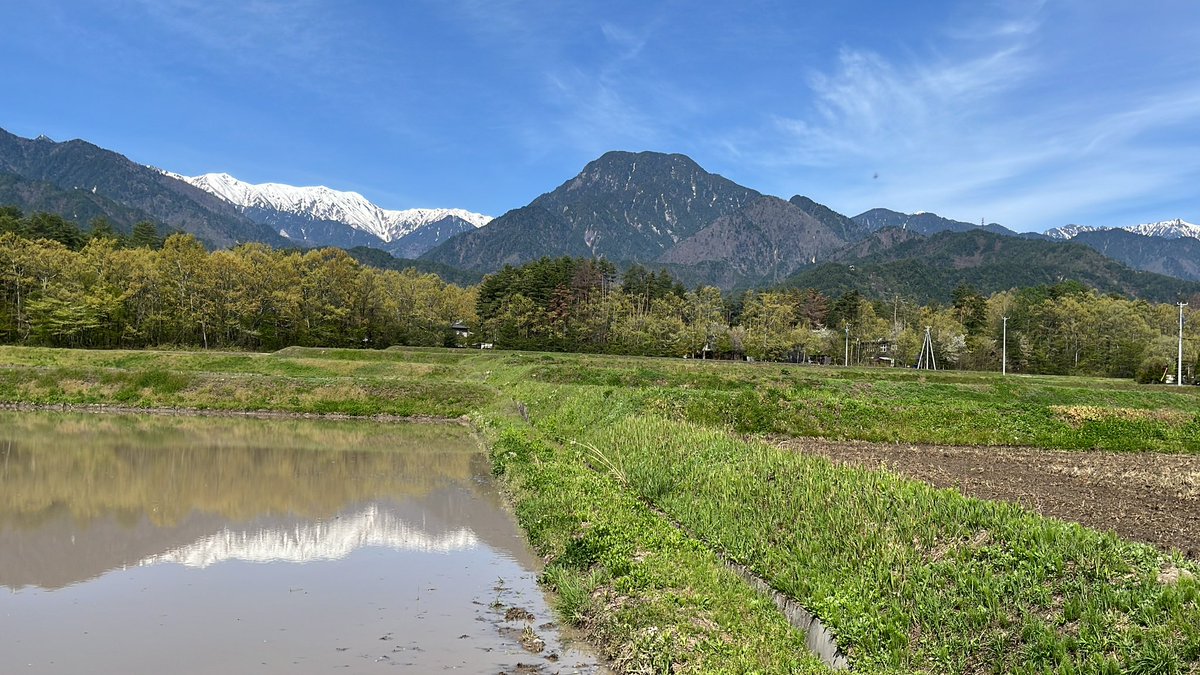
(573, 458), (852, 668)
(534, 416), (852, 669)
(724, 558), (850, 670)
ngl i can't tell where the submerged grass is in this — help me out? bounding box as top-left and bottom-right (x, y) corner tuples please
(0, 346), (492, 417)
(3, 344), (1200, 672)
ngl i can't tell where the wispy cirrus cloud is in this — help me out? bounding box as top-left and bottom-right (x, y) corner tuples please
(729, 1), (1200, 230)
(768, 32), (1036, 166)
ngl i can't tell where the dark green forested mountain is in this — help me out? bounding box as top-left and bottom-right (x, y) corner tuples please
(784, 230), (1200, 303)
(851, 207), (1027, 238)
(421, 151), (761, 271)
(0, 128), (285, 248)
(788, 195), (870, 242)
(658, 196), (849, 284)
(0, 173), (156, 231)
(1072, 229), (1200, 281)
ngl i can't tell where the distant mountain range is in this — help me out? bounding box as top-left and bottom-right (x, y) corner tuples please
(2, 127), (1196, 300)
(420, 149), (1198, 299)
(166, 172), (490, 258)
(1041, 219), (1200, 282)
(0, 128), (286, 247)
(1045, 219), (1200, 241)
(0, 128), (488, 257)
(783, 228), (1198, 303)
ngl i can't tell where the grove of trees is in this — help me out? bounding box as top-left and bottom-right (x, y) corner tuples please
(472, 257), (1199, 381)
(0, 210), (473, 350)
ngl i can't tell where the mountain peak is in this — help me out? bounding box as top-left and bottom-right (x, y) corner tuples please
(423, 150), (760, 271)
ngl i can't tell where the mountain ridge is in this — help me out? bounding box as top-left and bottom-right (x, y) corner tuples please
(165, 171), (491, 258)
(852, 207), (1024, 238)
(657, 195), (848, 284)
(783, 229), (1200, 303)
(0, 128), (286, 248)
(1045, 218), (1200, 241)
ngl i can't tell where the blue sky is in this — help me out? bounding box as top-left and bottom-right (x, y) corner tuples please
(2, 0), (1198, 232)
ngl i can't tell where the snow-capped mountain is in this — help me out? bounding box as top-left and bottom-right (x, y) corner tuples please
(1125, 218), (1200, 240)
(162, 170), (491, 257)
(1045, 219), (1200, 241)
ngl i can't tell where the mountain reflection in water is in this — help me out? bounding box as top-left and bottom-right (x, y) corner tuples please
(141, 504), (479, 569)
(0, 412), (531, 590)
(0, 412), (606, 674)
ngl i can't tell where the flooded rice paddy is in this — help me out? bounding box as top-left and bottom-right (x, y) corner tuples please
(0, 412), (604, 674)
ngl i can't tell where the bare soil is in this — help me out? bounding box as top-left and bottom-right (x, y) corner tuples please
(776, 438), (1200, 560)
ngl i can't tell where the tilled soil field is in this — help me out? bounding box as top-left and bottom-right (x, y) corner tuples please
(778, 438), (1200, 560)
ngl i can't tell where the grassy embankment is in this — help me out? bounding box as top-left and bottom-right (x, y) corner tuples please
(2, 345), (1199, 673)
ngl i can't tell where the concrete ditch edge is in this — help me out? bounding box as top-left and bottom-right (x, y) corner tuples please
(724, 558), (850, 670)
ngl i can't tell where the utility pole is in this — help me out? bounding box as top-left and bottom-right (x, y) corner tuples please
(1002, 316), (1008, 375)
(1180, 302), (1188, 386)
(844, 324), (850, 367)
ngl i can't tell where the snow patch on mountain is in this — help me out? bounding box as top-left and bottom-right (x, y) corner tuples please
(162, 170), (490, 242)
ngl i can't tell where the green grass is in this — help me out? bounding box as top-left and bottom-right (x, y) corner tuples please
(2, 344), (1199, 672)
(518, 353), (1200, 452)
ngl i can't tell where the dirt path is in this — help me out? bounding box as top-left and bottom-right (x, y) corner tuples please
(776, 438), (1200, 560)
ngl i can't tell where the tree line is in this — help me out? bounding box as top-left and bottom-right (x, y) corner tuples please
(0, 209), (473, 350)
(474, 257), (1198, 381)
(1, 208), (1197, 381)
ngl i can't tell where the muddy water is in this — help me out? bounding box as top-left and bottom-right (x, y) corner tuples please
(0, 412), (605, 674)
